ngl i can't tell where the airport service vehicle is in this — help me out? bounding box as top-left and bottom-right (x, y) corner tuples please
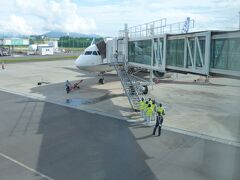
(0, 47), (9, 56)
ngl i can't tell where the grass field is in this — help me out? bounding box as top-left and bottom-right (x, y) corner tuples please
(61, 47), (85, 52)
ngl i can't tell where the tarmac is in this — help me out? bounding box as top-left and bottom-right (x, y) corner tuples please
(0, 91), (239, 180)
(0, 60), (240, 180)
(0, 60), (239, 145)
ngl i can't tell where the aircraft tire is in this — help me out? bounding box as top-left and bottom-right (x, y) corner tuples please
(153, 70), (165, 77)
(99, 78), (104, 84)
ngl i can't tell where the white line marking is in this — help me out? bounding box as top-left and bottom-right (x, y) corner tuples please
(0, 152), (54, 180)
(162, 126), (240, 147)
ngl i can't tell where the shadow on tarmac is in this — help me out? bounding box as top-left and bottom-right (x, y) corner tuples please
(0, 91), (157, 180)
(29, 71), (140, 119)
(0, 91), (240, 180)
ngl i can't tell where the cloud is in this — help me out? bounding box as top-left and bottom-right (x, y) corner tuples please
(0, 0), (239, 36)
(0, 15), (33, 35)
(74, 0), (239, 36)
(42, 0), (96, 33)
(0, 0), (96, 35)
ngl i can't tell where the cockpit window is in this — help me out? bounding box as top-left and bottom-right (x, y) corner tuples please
(92, 51), (98, 55)
(97, 51), (101, 55)
(84, 51), (92, 55)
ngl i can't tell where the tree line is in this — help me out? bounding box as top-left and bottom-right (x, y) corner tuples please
(58, 37), (103, 48)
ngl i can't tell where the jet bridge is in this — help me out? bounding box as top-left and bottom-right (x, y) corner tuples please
(96, 38), (125, 64)
(103, 18), (240, 110)
(107, 19), (240, 110)
(96, 40), (106, 59)
(117, 19), (240, 78)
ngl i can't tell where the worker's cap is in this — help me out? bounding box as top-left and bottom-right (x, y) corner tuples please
(145, 101), (149, 104)
(148, 104), (151, 107)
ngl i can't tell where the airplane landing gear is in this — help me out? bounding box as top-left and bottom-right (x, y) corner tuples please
(99, 78), (104, 84)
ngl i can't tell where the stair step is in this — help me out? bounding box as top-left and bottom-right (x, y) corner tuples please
(114, 64), (146, 111)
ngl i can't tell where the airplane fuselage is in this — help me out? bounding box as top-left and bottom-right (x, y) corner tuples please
(75, 44), (113, 73)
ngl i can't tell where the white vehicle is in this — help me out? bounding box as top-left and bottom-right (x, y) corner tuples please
(75, 40), (115, 84)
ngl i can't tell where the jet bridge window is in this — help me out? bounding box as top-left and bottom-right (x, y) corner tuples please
(84, 51), (92, 55)
(97, 51), (101, 55)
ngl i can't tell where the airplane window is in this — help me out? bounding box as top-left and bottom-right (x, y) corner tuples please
(84, 51), (92, 55)
(97, 51), (101, 55)
(92, 51), (98, 55)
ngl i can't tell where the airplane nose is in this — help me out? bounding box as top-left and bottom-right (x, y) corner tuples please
(75, 57), (81, 68)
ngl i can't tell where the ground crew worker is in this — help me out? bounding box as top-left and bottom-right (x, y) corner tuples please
(151, 100), (156, 121)
(65, 80), (71, 93)
(113, 50), (118, 62)
(148, 98), (152, 105)
(153, 103), (165, 136)
(143, 101), (149, 121)
(156, 103), (165, 116)
(146, 104), (154, 124)
(139, 97), (145, 117)
(152, 112), (163, 136)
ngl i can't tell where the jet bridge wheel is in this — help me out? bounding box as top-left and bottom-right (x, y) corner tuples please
(99, 78), (104, 84)
(153, 70), (165, 77)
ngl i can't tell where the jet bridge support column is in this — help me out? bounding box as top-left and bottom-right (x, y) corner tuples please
(150, 24), (154, 89)
(123, 24), (128, 69)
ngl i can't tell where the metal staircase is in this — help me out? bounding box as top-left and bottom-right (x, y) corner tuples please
(112, 62), (146, 111)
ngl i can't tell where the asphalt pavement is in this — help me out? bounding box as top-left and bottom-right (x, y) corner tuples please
(0, 91), (239, 180)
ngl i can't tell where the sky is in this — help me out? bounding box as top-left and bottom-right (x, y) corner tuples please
(0, 0), (239, 36)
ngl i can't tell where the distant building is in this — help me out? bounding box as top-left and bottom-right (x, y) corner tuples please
(28, 44), (38, 51)
(0, 38), (29, 46)
(48, 41), (58, 52)
(37, 45), (54, 55)
(27, 41), (58, 55)
(0, 38), (29, 56)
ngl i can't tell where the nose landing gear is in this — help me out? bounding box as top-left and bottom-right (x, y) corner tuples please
(99, 78), (104, 84)
(98, 72), (105, 84)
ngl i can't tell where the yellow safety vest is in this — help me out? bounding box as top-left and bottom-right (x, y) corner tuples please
(144, 103), (148, 111)
(146, 107), (153, 116)
(139, 101), (145, 110)
(151, 104), (156, 112)
(157, 107), (165, 115)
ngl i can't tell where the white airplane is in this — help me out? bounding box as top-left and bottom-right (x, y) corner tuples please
(75, 39), (168, 85)
(75, 41), (114, 84)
